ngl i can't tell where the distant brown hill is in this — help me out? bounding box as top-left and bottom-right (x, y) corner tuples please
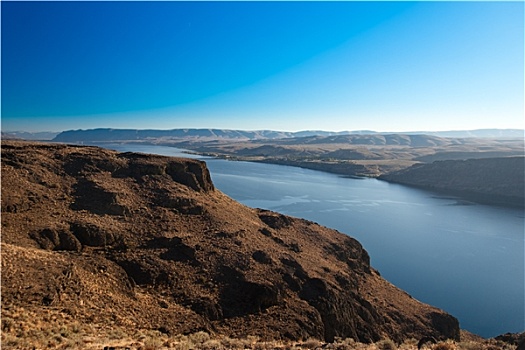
(169, 134), (523, 180)
(1, 141), (460, 345)
(380, 157), (525, 207)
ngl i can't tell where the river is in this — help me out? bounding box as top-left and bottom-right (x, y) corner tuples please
(97, 143), (524, 338)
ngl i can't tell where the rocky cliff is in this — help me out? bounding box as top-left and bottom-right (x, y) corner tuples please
(1, 141), (460, 344)
(380, 157), (525, 207)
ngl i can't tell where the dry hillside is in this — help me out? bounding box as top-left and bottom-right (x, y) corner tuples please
(380, 157), (525, 207)
(1, 141), (462, 348)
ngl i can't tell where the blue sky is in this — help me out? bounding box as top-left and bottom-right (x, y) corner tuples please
(2, 1), (523, 132)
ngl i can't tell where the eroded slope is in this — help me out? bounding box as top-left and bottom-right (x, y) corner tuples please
(1, 141), (459, 343)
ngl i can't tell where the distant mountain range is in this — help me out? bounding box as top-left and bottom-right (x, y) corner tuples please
(2, 128), (522, 142)
(49, 128), (524, 142)
(1, 131), (60, 140)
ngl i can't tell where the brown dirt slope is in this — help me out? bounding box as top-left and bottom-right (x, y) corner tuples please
(1, 141), (459, 343)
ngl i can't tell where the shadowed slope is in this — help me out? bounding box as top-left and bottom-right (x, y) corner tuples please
(380, 157), (525, 207)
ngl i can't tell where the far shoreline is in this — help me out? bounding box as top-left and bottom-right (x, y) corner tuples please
(71, 140), (525, 210)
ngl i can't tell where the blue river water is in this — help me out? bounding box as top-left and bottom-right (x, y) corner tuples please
(97, 143), (524, 338)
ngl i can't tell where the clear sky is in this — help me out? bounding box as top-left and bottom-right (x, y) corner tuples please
(2, 1), (524, 133)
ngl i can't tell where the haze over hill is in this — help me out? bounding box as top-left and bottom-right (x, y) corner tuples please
(1, 131), (60, 141)
(52, 128), (524, 142)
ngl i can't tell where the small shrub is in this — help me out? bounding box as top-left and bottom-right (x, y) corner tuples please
(485, 346), (504, 350)
(1, 317), (14, 332)
(109, 327), (128, 339)
(63, 337), (84, 349)
(457, 341), (483, 350)
(201, 339), (224, 349)
(254, 341), (281, 350)
(333, 337), (358, 350)
(377, 339), (397, 350)
(59, 326), (70, 338)
(170, 341), (190, 350)
(143, 336), (163, 350)
(189, 331), (211, 345)
(433, 342), (456, 350)
(301, 337), (323, 349)
(246, 335), (261, 344)
(220, 336), (245, 349)
(401, 338), (418, 347)
(1, 334), (21, 349)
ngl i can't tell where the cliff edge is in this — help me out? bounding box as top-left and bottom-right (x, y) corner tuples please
(1, 141), (460, 344)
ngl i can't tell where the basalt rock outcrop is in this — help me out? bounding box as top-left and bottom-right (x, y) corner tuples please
(1, 141), (460, 343)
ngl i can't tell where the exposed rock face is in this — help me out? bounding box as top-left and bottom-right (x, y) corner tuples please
(494, 332), (525, 349)
(380, 157), (525, 207)
(1, 141), (460, 343)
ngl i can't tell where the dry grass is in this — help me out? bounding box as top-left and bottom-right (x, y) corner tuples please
(0, 307), (512, 350)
